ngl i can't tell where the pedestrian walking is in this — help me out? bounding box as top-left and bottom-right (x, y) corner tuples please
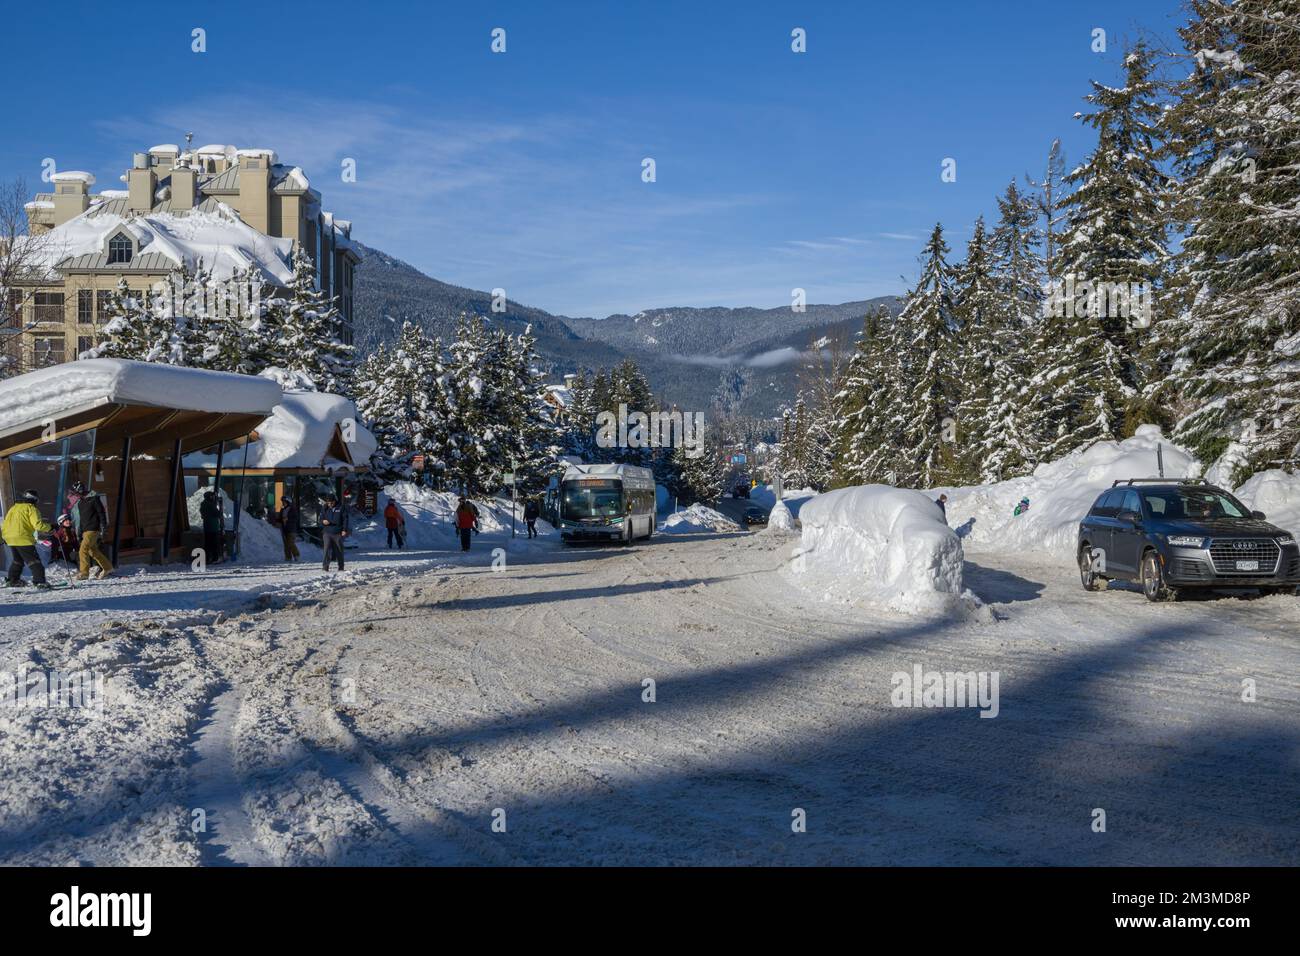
(455, 496), (479, 552)
(523, 497), (540, 538)
(69, 481), (114, 579)
(383, 498), (406, 549)
(275, 495), (300, 562)
(320, 493), (350, 571)
(3, 489), (53, 590)
(199, 491), (225, 565)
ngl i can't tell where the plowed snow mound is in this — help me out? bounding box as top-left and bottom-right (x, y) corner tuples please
(1235, 470), (1300, 537)
(794, 485), (977, 616)
(763, 499), (797, 533)
(658, 504), (740, 534)
(935, 425), (1199, 557)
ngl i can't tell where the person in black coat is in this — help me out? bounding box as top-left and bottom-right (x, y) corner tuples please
(199, 491), (225, 565)
(319, 493), (349, 571)
(523, 498), (540, 538)
(276, 495), (300, 562)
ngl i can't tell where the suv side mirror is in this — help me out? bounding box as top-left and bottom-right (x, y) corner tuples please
(1117, 510), (1141, 525)
(1251, 510), (1266, 520)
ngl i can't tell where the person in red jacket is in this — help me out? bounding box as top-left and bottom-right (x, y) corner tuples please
(454, 497), (479, 552)
(383, 499), (406, 549)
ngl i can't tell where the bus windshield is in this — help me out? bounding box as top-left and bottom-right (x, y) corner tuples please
(561, 479), (624, 520)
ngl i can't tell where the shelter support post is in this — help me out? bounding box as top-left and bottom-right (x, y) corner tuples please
(161, 438), (183, 563)
(110, 436), (131, 566)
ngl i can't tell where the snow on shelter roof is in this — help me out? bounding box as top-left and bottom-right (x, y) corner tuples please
(184, 390), (377, 472)
(0, 360), (283, 459)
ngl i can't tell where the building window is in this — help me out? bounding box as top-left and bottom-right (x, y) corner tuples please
(33, 292), (64, 324)
(32, 335), (65, 367)
(107, 233), (133, 264)
(77, 289), (93, 323)
(77, 335), (95, 357)
(96, 289), (113, 318)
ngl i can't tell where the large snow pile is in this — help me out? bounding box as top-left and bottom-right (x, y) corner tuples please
(0, 359), (281, 435)
(658, 503), (741, 534)
(749, 485), (817, 517)
(763, 498), (797, 533)
(935, 425), (1199, 558)
(1235, 470), (1300, 537)
(794, 485), (972, 616)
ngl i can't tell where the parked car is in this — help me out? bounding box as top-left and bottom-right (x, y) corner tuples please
(743, 505), (767, 525)
(734, 483), (750, 499)
(1077, 479), (1300, 602)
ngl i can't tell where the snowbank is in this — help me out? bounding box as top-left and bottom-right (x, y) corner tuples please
(794, 485), (972, 616)
(1235, 470), (1300, 537)
(658, 503), (741, 534)
(750, 484), (817, 517)
(935, 426), (1199, 558)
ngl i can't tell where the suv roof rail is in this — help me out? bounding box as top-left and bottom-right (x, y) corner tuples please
(1110, 477), (1209, 487)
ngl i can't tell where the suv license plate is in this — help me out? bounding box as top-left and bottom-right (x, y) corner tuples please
(1236, 560), (1260, 571)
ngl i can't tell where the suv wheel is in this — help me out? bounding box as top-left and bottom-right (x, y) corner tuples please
(1078, 545), (1102, 592)
(1140, 551), (1176, 603)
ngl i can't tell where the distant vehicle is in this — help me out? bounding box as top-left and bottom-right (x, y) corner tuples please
(1077, 479), (1300, 602)
(733, 483), (750, 499)
(557, 463), (656, 545)
(743, 505), (767, 525)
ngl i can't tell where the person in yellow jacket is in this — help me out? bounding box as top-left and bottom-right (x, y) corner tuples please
(3, 489), (53, 589)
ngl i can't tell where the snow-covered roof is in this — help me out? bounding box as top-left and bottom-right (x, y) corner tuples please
(183, 390), (376, 472)
(544, 384), (572, 407)
(235, 148), (279, 164)
(19, 199), (295, 284)
(50, 171), (95, 185)
(0, 359), (283, 439)
(195, 144), (235, 156)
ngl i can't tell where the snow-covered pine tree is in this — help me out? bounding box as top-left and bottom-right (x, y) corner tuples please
(896, 223), (962, 488)
(353, 321), (444, 481)
(267, 247), (355, 394)
(1058, 42), (1168, 395)
(86, 276), (183, 364)
(671, 424), (725, 505)
(1147, 0), (1300, 480)
(951, 216), (999, 483)
(983, 181), (1047, 479)
(1028, 139), (1070, 282)
(831, 304), (899, 486)
(563, 369), (600, 460)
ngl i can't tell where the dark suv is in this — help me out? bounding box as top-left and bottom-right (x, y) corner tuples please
(1077, 479), (1300, 601)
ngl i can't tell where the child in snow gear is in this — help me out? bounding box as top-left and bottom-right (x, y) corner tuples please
(320, 493), (349, 571)
(70, 482), (114, 579)
(275, 496), (300, 562)
(523, 498), (540, 538)
(52, 514), (79, 564)
(200, 491), (225, 565)
(934, 494), (948, 522)
(455, 497), (479, 552)
(383, 499), (406, 549)
(3, 489), (52, 589)
(1013, 496), (1030, 517)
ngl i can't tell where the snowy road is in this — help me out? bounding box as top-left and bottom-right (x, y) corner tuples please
(2, 528), (1298, 865)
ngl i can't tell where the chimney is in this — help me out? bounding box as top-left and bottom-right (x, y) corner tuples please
(237, 152), (270, 233)
(128, 153), (155, 212)
(50, 172), (93, 226)
(171, 165), (196, 210)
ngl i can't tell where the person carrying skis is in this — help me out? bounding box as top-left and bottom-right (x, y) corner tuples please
(275, 495), (300, 562)
(383, 498), (406, 549)
(1013, 496), (1030, 517)
(200, 491), (224, 565)
(523, 497), (540, 538)
(3, 489), (53, 590)
(455, 496), (479, 552)
(69, 481), (113, 579)
(320, 492), (349, 571)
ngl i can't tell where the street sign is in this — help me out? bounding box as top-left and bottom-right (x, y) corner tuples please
(502, 472), (514, 482)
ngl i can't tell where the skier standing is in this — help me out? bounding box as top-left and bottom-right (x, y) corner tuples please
(276, 495), (300, 562)
(383, 499), (406, 549)
(523, 498), (540, 538)
(200, 491), (225, 565)
(455, 497), (479, 552)
(320, 492), (349, 571)
(3, 490), (53, 590)
(69, 481), (114, 579)
(52, 514), (79, 565)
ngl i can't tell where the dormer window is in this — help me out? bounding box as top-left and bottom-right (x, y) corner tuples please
(107, 232), (133, 264)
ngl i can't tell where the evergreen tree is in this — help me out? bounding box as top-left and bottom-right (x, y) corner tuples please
(87, 277), (183, 364)
(671, 425), (725, 505)
(951, 216), (999, 482)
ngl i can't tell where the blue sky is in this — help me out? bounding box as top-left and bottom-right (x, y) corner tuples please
(3, 0), (1185, 318)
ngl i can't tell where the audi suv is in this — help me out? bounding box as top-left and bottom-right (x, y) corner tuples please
(1077, 479), (1299, 601)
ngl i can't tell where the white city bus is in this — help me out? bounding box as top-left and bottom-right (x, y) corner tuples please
(557, 463), (656, 544)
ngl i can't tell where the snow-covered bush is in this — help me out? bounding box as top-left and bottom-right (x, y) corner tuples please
(794, 485), (969, 615)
